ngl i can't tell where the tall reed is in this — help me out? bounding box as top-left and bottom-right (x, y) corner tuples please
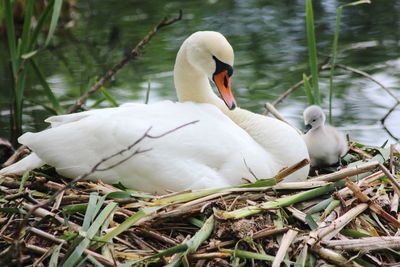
(3, 0), (62, 145)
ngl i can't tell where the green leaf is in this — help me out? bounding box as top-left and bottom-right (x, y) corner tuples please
(303, 74), (314, 105)
(29, 59), (62, 113)
(4, 0), (18, 76)
(19, 0), (34, 55)
(0, 207), (27, 214)
(305, 197), (332, 230)
(49, 244), (63, 267)
(21, 50), (38, 59)
(98, 206), (162, 244)
(62, 203), (88, 214)
(61, 202), (117, 267)
(238, 177), (276, 188)
(29, 0), (55, 50)
(45, 0), (63, 46)
(18, 171), (30, 193)
(100, 87), (119, 107)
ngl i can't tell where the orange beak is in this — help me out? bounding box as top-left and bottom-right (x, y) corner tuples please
(213, 70), (237, 110)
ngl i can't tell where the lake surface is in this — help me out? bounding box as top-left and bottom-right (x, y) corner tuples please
(1, 0), (399, 146)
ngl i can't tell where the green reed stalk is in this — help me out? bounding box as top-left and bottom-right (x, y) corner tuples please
(305, 0), (320, 105)
(4, 0), (62, 144)
(328, 0), (371, 123)
(328, 7), (342, 124)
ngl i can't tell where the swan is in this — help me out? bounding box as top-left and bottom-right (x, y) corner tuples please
(0, 31), (309, 193)
(302, 105), (348, 167)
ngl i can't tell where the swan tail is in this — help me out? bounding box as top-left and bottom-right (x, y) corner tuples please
(0, 153), (44, 175)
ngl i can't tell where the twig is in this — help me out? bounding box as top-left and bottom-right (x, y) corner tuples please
(275, 158), (310, 182)
(269, 78), (308, 109)
(66, 10), (182, 113)
(262, 102), (302, 135)
(323, 63), (400, 103)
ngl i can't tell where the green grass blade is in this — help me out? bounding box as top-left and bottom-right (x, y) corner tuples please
(45, 0), (63, 46)
(226, 249), (275, 262)
(4, 0), (18, 76)
(186, 215), (214, 253)
(19, 0), (34, 55)
(305, 197), (331, 229)
(166, 215), (215, 266)
(98, 206), (162, 244)
(62, 203), (88, 214)
(100, 87), (119, 107)
(86, 255), (106, 267)
(119, 244), (189, 267)
(18, 171), (30, 193)
(82, 193), (99, 231)
(30, 59), (62, 113)
(61, 202), (117, 267)
(305, 0), (320, 105)
(48, 244), (63, 267)
(303, 74), (314, 105)
(29, 0), (55, 50)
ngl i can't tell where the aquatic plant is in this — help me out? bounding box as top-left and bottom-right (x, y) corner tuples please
(3, 0), (63, 145)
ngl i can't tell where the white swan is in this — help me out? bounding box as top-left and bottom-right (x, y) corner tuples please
(0, 31), (309, 193)
(302, 105), (347, 167)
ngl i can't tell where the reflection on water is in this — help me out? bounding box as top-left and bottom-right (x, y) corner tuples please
(0, 0), (399, 145)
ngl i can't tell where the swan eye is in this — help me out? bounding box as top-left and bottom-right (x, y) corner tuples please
(212, 55), (233, 77)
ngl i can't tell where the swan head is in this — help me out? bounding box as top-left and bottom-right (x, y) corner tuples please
(182, 31), (236, 110)
(303, 105), (326, 133)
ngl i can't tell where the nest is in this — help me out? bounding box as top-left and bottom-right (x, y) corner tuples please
(0, 142), (399, 266)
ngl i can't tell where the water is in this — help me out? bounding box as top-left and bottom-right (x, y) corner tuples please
(0, 0), (399, 146)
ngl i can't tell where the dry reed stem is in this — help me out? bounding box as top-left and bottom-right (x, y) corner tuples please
(323, 236), (400, 251)
(271, 229), (298, 267)
(273, 180), (329, 190)
(378, 163), (400, 193)
(311, 245), (363, 267)
(275, 158), (310, 182)
(345, 178), (400, 228)
(310, 161), (379, 182)
(307, 203), (369, 246)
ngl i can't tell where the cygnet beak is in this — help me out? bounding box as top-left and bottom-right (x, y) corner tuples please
(303, 124), (312, 134)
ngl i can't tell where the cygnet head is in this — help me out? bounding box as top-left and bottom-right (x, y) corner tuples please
(303, 105), (326, 133)
(177, 31), (236, 109)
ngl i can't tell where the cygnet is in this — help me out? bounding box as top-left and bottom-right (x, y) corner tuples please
(302, 105), (348, 167)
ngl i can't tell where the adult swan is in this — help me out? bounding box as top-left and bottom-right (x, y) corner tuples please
(0, 31), (309, 193)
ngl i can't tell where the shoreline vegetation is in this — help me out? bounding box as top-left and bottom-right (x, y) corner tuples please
(1, 0), (399, 266)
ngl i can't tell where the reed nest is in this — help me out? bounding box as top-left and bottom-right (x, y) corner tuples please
(0, 142), (399, 267)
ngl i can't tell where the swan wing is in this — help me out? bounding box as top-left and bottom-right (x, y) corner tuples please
(18, 101), (276, 193)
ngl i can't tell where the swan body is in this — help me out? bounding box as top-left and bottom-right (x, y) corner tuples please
(1, 31), (310, 192)
(302, 105), (347, 167)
